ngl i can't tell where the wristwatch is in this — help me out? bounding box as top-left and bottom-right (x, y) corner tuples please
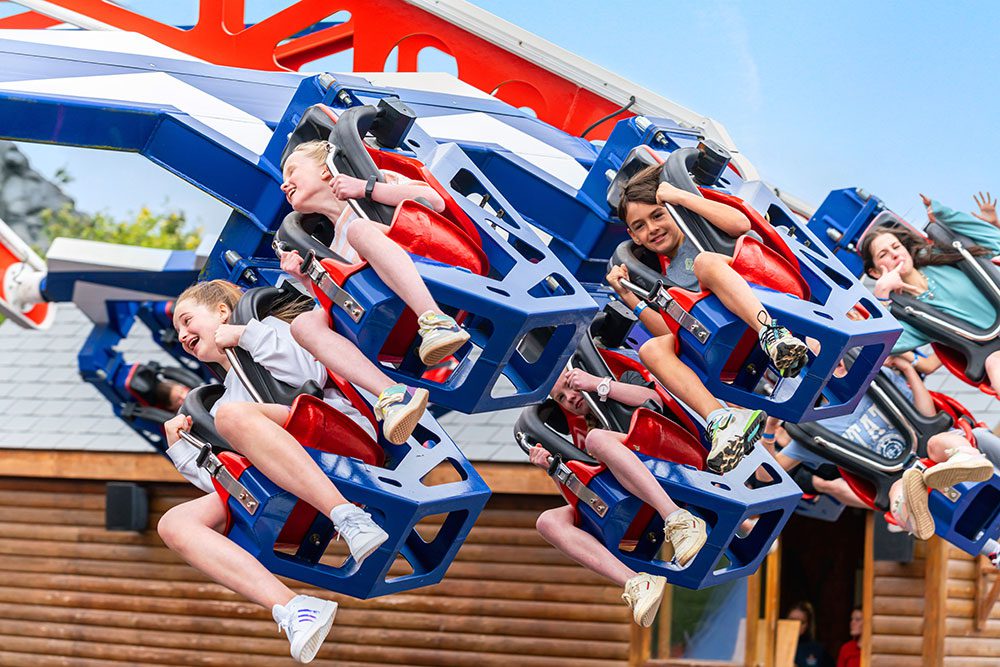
(364, 175), (377, 200)
(596, 377), (612, 402)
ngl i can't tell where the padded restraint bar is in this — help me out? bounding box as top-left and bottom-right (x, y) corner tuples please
(180, 429), (259, 515)
(876, 221), (1000, 382)
(620, 277), (710, 343)
(513, 417), (608, 518)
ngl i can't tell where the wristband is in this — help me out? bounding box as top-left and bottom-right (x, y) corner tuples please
(761, 432), (775, 440)
(364, 175), (377, 200)
(633, 302), (647, 318)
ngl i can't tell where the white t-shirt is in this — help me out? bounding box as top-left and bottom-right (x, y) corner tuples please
(166, 316), (376, 493)
(328, 170), (422, 264)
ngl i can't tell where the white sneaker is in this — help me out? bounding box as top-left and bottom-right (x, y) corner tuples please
(922, 449), (994, 491)
(664, 510), (707, 567)
(622, 573), (667, 627)
(891, 468), (934, 540)
(273, 595), (337, 664)
(417, 311), (470, 366)
(331, 504), (389, 565)
(705, 408), (765, 474)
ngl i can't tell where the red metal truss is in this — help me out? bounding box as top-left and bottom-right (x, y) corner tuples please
(0, 0), (630, 139)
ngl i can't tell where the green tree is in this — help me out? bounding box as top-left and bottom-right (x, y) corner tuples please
(1, 207), (202, 326)
(41, 205), (202, 251)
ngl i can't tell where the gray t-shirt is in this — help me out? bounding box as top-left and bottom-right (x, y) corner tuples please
(664, 238), (700, 291)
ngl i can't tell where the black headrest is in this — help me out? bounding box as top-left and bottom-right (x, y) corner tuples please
(228, 286), (323, 406)
(179, 384), (232, 452)
(127, 362), (201, 407)
(660, 147), (737, 255)
(280, 104), (396, 224)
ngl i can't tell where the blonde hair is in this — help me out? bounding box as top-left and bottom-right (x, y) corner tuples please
(289, 140), (332, 167)
(175, 280), (243, 321)
(173, 280), (313, 325)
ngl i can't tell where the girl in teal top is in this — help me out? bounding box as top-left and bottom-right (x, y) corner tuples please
(859, 193), (1000, 390)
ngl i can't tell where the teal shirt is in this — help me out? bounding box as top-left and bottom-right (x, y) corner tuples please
(892, 200), (1000, 353)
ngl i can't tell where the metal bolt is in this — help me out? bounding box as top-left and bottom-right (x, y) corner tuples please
(653, 131), (667, 145)
(336, 90), (352, 106)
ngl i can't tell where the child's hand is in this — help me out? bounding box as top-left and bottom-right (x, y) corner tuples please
(164, 414), (192, 446)
(974, 191), (998, 225)
(528, 444), (552, 469)
(884, 355), (914, 373)
(330, 174), (367, 200)
(214, 323), (245, 351)
(874, 262), (923, 298)
(278, 249), (308, 281)
(655, 181), (687, 206)
(606, 263), (631, 296)
(565, 367), (601, 392)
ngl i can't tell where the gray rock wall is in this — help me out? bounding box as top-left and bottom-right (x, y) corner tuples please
(0, 141), (76, 250)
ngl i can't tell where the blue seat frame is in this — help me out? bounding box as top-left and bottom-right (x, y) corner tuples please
(217, 412), (491, 599)
(574, 446), (801, 590)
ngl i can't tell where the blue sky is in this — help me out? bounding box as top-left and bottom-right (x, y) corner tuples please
(11, 1), (1000, 234)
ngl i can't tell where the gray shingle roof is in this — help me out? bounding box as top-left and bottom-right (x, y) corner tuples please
(0, 303), (520, 460)
(2, 306), (997, 461)
(0, 303), (172, 453)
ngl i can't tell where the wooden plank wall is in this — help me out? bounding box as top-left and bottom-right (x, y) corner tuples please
(870, 538), (1000, 666)
(0, 476), (632, 666)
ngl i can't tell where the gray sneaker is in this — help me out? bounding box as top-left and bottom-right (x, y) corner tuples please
(705, 408), (765, 474)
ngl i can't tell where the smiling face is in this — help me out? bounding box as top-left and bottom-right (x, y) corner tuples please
(281, 150), (333, 214)
(172, 298), (230, 364)
(866, 231), (915, 278)
(624, 201), (683, 256)
(550, 369), (589, 417)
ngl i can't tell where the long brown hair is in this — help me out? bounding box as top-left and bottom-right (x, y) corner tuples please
(174, 280), (313, 324)
(860, 224), (991, 278)
(616, 164), (662, 223)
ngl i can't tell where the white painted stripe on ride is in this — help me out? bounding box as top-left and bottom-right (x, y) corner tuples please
(416, 112), (588, 189)
(0, 28), (204, 62)
(0, 71), (271, 154)
(47, 238), (176, 273)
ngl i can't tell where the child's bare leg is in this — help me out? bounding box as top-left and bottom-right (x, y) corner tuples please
(536, 505), (635, 586)
(215, 402), (349, 515)
(985, 350), (1000, 392)
(927, 431), (980, 462)
(158, 494), (296, 608)
(291, 309), (394, 395)
(639, 335), (720, 419)
(693, 252), (771, 330)
(347, 220), (439, 315)
(585, 429), (680, 519)
(922, 431), (994, 490)
(811, 476), (870, 509)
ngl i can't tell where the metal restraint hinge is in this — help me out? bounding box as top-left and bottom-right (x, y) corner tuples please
(302, 251), (366, 323)
(550, 460), (609, 518)
(649, 283), (710, 344)
(196, 446), (260, 515)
